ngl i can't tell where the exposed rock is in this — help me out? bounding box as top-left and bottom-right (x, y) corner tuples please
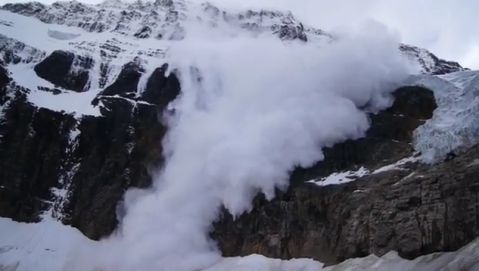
(0, 64), (10, 100)
(400, 44), (465, 75)
(100, 59), (144, 97)
(141, 64), (180, 108)
(134, 26), (152, 38)
(289, 86), (436, 185)
(213, 144), (479, 265)
(0, 34), (45, 64)
(1, 0), (328, 42)
(63, 100), (167, 239)
(34, 50), (92, 92)
(0, 91), (76, 222)
(0, 63), (180, 239)
(211, 86), (479, 264)
(1, 2), (46, 16)
(274, 23), (307, 42)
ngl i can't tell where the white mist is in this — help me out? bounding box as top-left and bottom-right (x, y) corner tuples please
(69, 7), (411, 271)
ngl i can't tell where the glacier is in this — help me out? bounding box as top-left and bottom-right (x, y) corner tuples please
(411, 70), (479, 162)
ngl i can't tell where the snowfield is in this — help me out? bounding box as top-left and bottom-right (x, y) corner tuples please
(2, 217), (479, 271)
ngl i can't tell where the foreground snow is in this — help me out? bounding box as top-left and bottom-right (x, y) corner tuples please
(0, 218), (94, 271)
(1, 217), (479, 271)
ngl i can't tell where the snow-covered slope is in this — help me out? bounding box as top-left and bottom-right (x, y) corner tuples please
(0, 0), (332, 117)
(2, 217), (479, 271)
(0, 218), (94, 271)
(2, 0), (326, 41)
(0, 0), (465, 118)
(400, 44), (465, 75)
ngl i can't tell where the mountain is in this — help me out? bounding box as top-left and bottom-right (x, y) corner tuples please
(0, 0), (477, 270)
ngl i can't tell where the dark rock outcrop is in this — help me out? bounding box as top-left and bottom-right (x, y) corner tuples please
(1, 2), (46, 16)
(0, 63), (180, 239)
(141, 64), (180, 107)
(63, 100), (167, 239)
(289, 86), (436, 186)
(0, 64), (10, 101)
(34, 50), (92, 92)
(100, 60), (144, 97)
(0, 64), (9, 88)
(274, 23), (308, 42)
(213, 147), (479, 265)
(212, 86), (479, 265)
(0, 91), (76, 221)
(134, 26), (152, 39)
(400, 44), (465, 75)
(0, 34), (45, 65)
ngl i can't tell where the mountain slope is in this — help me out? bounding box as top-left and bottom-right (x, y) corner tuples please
(0, 1), (477, 271)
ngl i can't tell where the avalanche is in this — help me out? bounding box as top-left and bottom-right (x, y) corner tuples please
(0, 0), (478, 271)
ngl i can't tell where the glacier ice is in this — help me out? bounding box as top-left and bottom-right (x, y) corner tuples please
(410, 70), (479, 162)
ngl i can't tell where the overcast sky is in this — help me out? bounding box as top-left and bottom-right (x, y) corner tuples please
(1, 0), (477, 69)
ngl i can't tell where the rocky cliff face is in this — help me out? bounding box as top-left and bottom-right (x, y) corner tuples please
(0, 48), (180, 238)
(1, 0), (322, 42)
(212, 86), (479, 265)
(0, 0), (476, 267)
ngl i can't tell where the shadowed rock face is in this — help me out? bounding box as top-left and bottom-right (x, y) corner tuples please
(399, 44), (466, 75)
(212, 148), (479, 265)
(211, 86), (479, 264)
(289, 86), (436, 186)
(0, 64), (9, 88)
(0, 64), (10, 101)
(141, 64), (181, 107)
(0, 62), (180, 239)
(34, 50), (92, 92)
(0, 91), (76, 221)
(64, 100), (167, 239)
(101, 60), (144, 97)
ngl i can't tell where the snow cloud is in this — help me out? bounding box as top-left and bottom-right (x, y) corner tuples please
(204, 0), (479, 69)
(67, 8), (410, 271)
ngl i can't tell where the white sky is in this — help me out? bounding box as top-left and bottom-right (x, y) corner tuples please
(1, 0), (478, 69)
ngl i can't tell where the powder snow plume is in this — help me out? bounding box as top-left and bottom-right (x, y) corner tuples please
(67, 7), (411, 271)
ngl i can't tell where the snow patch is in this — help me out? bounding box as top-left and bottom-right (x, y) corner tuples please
(372, 156), (419, 174)
(8, 63), (101, 117)
(310, 167), (369, 186)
